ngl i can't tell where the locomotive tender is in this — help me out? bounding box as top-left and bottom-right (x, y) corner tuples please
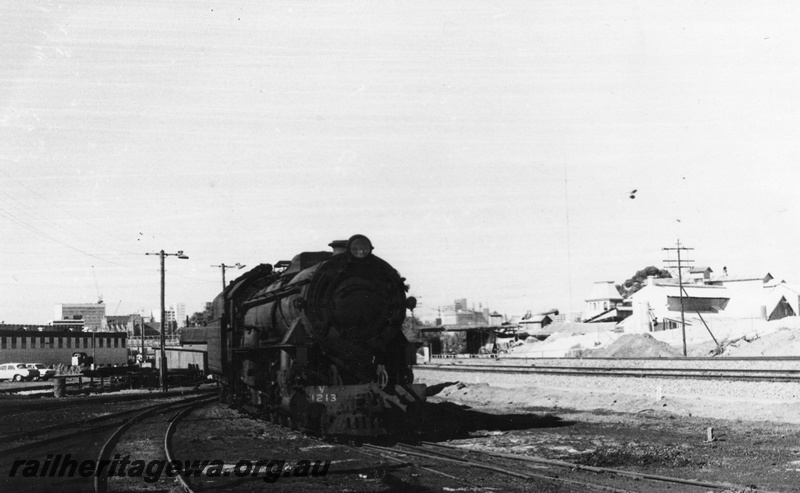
(207, 234), (425, 437)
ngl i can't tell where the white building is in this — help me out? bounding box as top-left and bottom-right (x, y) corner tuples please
(621, 274), (793, 334)
(583, 281), (624, 322)
(173, 302), (187, 328)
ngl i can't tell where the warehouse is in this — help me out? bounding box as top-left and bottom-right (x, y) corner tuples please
(0, 330), (128, 367)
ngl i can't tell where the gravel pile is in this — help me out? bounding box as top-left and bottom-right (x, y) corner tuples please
(586, 334), (683, 358)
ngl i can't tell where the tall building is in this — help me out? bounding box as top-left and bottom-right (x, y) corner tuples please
(172, 303), (186, 328)
(164, 309), (176, 330)
(152, 303), (186, 329)
(54, 303), (106, 332)
(440, 298), (490, 326)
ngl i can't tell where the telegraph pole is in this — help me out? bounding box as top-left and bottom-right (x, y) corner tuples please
(146, 250), (189, 392)
(663, 240), (693, 356)
(211, 263), (246, 290)
(139, 314), (144, 367)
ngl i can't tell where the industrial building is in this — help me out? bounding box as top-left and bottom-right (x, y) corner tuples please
(0, 330), (128, 367)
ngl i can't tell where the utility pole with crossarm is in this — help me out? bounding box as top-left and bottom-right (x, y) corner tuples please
(663, 240), (693, 356)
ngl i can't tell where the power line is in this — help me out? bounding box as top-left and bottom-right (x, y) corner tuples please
(0, 204), (129, 268)
(0, 168), (133, 246)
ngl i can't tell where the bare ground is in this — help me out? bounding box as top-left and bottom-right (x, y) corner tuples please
(419, 377), (800, 492)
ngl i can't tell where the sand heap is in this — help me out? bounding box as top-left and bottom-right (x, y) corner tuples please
(721, 327), (800, 357)
(587, 333), (683, 358)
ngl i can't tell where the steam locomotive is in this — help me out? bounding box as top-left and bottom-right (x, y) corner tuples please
(207, 234), (425, 437)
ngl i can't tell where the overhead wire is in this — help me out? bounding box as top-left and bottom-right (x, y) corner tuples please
(0, 170), (283, 312)
(0, 188), (98, 248)
(0, 168), (136, 248)
(0, 170), (185, 276)
(0, 204), (129, 268)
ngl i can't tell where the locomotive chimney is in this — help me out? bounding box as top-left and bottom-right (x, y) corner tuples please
(328, 240), (347, 255)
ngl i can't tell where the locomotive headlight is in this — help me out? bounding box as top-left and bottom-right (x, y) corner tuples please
(347, 234), (373, 259)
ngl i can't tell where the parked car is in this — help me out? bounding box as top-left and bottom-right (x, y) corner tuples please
(25, 363), (55, 381)
(0, 363), (39, 382)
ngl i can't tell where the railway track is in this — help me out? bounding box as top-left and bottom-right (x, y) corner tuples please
(96, 394), (217, 493)
(164, 405), (199, 493)
(165, 402), (522, 493)
(0, 391), (216, 493)
(423, 362), (800, 381)
(361, 441), (770, 493)
(152, 398), (792, 492)
(0, 387), (214, 422)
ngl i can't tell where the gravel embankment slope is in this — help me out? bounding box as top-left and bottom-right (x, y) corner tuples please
(416, 365), (800, 423)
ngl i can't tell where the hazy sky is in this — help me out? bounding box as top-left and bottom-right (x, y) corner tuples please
(3, 1), (800, 324)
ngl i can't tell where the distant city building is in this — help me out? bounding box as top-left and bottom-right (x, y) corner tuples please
(173, 303), (186, 328)
(105, 314), (144, 336)
(54, 303), (106, 332)
(52, 320), (85, 331)
(151, 303), (186, 329)
(440, 299), (490, 327)
(164, 309), (176, 330)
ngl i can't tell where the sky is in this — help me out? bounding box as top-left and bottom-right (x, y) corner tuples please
(3, 1), (800, 325)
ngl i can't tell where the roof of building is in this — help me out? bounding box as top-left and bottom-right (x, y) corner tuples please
(709, 273), (774, 283)
(532, 321), (618, 336)
(0, 330), (126, 337)
(765, 282), (800, 295)
(637, 282), (729, 297)
(585, 281), (623, 302)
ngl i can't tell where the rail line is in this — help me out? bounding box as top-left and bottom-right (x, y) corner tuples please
(0, 392), (216, 493)
(359, 440), (774, 493)
(404, 441), (773, 492)
(0, 388), (215, 433)
(364, 442), (634, 492)
(0, 390), (215, 447)
(163, 403), (202, 493)
(96, 394), (216, 493)
(432, 355), (800, 361)
(422, 363), (800, 381)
